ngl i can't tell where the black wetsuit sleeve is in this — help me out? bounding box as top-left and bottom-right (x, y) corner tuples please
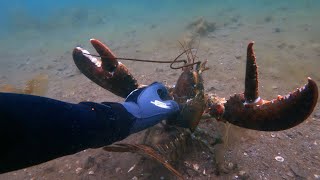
(0, 92), (135, 173)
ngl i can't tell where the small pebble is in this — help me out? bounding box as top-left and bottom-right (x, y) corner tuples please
(131, 176), (138, 180)
(193, 163), (199, 171)
(238, 170), (249, 179)
(275, 156), (284, 162)
(88, 171), (94, 175)
(128, 164), (136, 173)
(75, 167), (82, 174)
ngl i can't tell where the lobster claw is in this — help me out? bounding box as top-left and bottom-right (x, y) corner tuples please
(209, 42), (318, 131)
(72, 39), (139, 98)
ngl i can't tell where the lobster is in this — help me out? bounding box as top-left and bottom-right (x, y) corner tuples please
(72, 39), (318, 179)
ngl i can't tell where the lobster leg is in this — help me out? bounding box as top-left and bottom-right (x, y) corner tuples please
(209, 42), (318, 131)
(72, 39), (139, 98)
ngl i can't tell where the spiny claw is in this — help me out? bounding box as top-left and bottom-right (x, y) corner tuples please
(210, 42), (318, 131)
(223, 78), (318, 131)
(72, 39), (139, 98)
(244, 41), (259, 103)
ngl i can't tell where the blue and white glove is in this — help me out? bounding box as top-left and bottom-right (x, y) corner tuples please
(122, 82), (179, 134)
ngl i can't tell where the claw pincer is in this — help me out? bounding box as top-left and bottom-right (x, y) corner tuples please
(72, 39), (139, 98)
(209, 42), (318, 131)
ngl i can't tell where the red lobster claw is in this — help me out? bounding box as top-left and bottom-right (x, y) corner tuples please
(72, 39), (139, 98)
(210, 42), (318, 131)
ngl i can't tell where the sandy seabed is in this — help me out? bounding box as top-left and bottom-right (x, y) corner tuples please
(0, 1), (320, 179)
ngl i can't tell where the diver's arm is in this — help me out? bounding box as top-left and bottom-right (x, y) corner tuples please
(0, 93), (135, 173)
(0, 82), (179, 173)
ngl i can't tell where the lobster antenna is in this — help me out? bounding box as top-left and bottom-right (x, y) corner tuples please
(192, 37), (201, 64)
(170, 48), (200, 69)
(178, 41), (193, 65)
(83, 53), (186, 64)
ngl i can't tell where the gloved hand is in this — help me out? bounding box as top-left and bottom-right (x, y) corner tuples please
(122, 82), (179, 134)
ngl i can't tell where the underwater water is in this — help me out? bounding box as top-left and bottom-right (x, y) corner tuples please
(0, 0), (320, 179)
(0, 0), (319, 95)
